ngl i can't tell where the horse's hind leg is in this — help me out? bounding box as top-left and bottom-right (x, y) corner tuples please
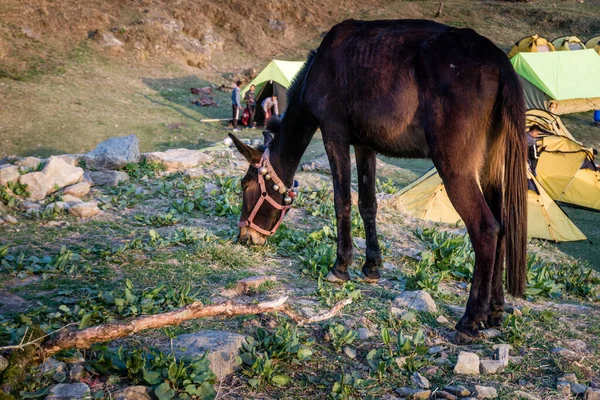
(354, 145), (382, 281)
(440, 171), (500, 341)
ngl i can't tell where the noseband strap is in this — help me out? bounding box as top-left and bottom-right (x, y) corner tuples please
(239, 149), (296, 236)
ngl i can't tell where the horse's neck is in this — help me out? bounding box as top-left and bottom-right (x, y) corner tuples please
(270, 111), (318, 187)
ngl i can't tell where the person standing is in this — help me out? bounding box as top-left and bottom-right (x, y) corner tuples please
(527, 125), (542, 176)
(231, 81), (242, 132)
(243, 84), (257, 129)
(261, 94), (279, 122)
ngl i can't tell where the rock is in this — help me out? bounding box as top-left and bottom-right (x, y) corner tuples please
(480, 328), (501, 339)
(0, 164), (20, 186)
(584, 388), (600, 400)
(0, 355), (8, 372)
(343, 346), (357, 359)
(84, 134), (139, 170)
(4, 215), (17, 224)
(513, 391), (540, 400)
(23, 202), (42, 211)
(509, 356), (523, 365)
(436, 315), (449, 324)
(204, 182), (219, 194)
(551, 347), (578, 359)
(83, 171), (94, 185)
(46, 202), (70, 212)
(143, 148), (214, 171)
(63, 182), (91, 198)
(454, 351), (480, 375)
(69, 202), (100, 218)
(185, 168), (205, 179)
(395, 356), (408, 369)
(411, 372), (430, 389)
(62, 195), (83, 205)
(395, 387), (431, 399)
(15, 156), (42, 169)
(46, 383), (90, 399)
(391, 307), (416, 321)
(392, 290), (437, 313)
(173, 331), (245, 380)
(113, 386), (152, 400)
(55, 154), (82, 167)
(42, 358), (67, 375)
(493, 344), (510, 367)
(474, 385), (497, 398)
(100, 32), (123, 48)
(355, 237), (367, 250)
(357, 327), (374, 340)
(566, 339), (588, 353)
(88, 170), (129, 186)
(557, 381), (571, 396)
(69, 364), (85, 381)
(443, 385), (471, 397)
(572, 383), (588, 396)
(42, 156), (83, 194)
(428, 346), (445, 355)
(420, 365), (438, 375)
(561, 373), (579, 383)
(436, 391), (457, 400)
(480, 359), (505, 374)
(19, 171), (48, 201)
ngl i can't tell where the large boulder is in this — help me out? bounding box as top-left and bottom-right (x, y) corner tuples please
(88, 170), (129, 186)
(173, 330), (245, 380)
(0, 164), (19, 186)
(143, 148), (214, 172)
(19, 171), (48, 201)
(42, 156), (84, 194)
(84, 134), (139, 170)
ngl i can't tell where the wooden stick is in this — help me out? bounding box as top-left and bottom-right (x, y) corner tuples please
(435, 0), (444, 17)
(287, 299), (353, 326)
(42, 297), (289, 357)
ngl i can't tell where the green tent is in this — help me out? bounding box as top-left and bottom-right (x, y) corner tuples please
(240, 60), (305, 121)
(511, 49), (600, 114)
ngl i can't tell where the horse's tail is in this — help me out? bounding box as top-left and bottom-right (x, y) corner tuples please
(496, 64), (528, 297)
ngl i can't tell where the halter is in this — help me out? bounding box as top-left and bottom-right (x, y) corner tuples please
(238, 148), (298, 236)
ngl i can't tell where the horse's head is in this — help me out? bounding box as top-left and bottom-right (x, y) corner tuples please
(229, 130), (295, 246)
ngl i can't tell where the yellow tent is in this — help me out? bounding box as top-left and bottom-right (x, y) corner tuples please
(585, 36), (600, 55)
(389, 168), (587, 242)
(551, 36), (586, 51)
(526, 110), (600, 211)
(508, 34), (555, 58)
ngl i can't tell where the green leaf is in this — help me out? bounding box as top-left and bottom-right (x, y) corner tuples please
(248, 378), (259, 388)
(297, 347), (313, 361)
(19, 386), (50, 398)
(143, 369), (162, 385)
(79, 313), (93, 329)
(154, 382), (175, 400)
(271, 374), (291, 386)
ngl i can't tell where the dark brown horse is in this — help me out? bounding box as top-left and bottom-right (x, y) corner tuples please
(230, 19), (528, 342)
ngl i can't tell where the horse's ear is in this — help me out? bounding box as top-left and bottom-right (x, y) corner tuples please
(262, 131), (274, 147)
(228, 133), (263, 163)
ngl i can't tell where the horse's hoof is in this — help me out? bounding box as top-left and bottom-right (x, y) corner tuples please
(358, 271), (380, 283)
(361, 265), (381, 283)
(451, 329), (480, 345)
(325, 270), (349, 284)
(485, 314), (503, 328)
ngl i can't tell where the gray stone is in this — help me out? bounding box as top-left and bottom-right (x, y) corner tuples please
(436, 391), (457, 400)
(509, 356), (523, 365)
(428, 346), (445, 355)
(355, 237), (367, 250)
(113, 386), (152, 400)
(23, 201), (42, 211)
(19, 171), (48, 201)
(343, 346), (357, 359)
(551, 347), (578, 359)
(46, 202), (70, 212)
(454, 351), (480, 375)
(394, 387), (431, 399)
(436, 315), (449, 324)
(4, 215), (17, 224)
(55, 154), (82, 167)
(69, 202), (100, 218)
(42, 156), (83, 194)
(63, 182), (91, 198)
(62, 194), (83, 205)
(566, 339), (588, 353)
(493, 344), (510, 367)
(572, 383), (588, 396)
(204, 182), (219, 194)
(357, 327), (374, 340)
(143, 148), (213, 171)
(480, 328), (502, 339)
(392, 290), (437, 313)
(42, 358), (67, 375)
(513, 391), (540, 400)
(0, 355), (8, 372)
(84, 134), (139, 170)
(15, 156), (42, 169)
(584, 388), (600, 400)
(46, 383), (91, 399)
(480, 359), (505, 374)
(69, 364), (85, 381)
(88, 170), (129, 186)
(557, 381), (571, 396)
(561, 373), (579, 383)
(474, 385), (497, 398)
(410, 372), (430, 389)
(443, 385), (471, 397)
(0, 164), (20, 186)
(173, 330), (245, 379)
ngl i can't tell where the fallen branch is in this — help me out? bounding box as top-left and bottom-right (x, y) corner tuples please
(286, 298), (353, 326)
(435, 0), (444, 17)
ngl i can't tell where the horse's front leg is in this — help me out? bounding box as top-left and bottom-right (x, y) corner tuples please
(354, 146), (382, 281)
(322, 131), (353, 282)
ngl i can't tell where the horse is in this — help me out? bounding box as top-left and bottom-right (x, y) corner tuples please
(229, 19), (528, 342)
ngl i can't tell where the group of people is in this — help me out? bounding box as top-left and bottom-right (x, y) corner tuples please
(231, 81), (279, 132)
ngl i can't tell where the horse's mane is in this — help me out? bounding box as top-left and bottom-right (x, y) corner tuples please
(287, 50), (318, 105)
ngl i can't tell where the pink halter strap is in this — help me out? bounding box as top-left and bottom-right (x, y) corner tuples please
(238, 149), (296, 236)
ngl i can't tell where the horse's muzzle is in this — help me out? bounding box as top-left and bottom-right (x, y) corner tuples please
(238, 226), (267, 246)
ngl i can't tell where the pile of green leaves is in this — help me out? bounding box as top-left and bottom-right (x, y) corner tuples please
(237, 324), (313, 389)
(124, 159), (166, 181)
(330, 369), (378, 400)
(0, 245), (91, 279)
(327, 324), (357, 352)
(90, 346), (216, 400)
(526, 255), (600, 299)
